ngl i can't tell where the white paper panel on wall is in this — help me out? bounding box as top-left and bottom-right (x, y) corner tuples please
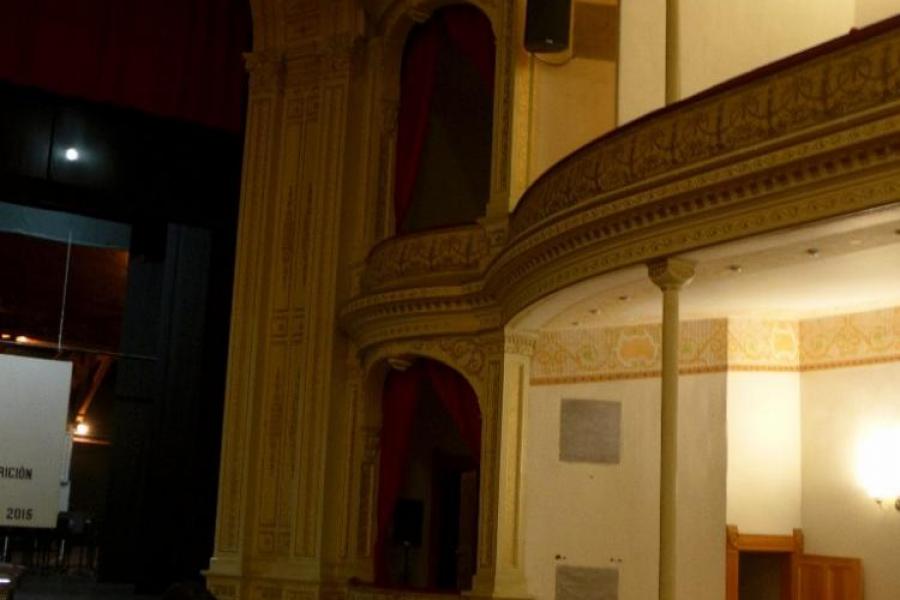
(559, 399), (621, 464)
(0, 355), (72, 528)
(556, 565), (619, 600)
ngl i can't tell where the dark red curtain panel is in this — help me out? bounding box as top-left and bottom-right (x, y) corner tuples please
(393, 21), (441, 231)
(374, 358), (482, 584)
(424, 360), (482, 459)
(374, 363), (424, 584)
(442, 7), (496, 94)
(393, 5), (495, 230)
(0, 0), (251, 132)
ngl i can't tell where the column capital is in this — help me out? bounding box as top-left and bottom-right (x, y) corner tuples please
(648, 257), (695, 291)
(244, 49), (286, 94)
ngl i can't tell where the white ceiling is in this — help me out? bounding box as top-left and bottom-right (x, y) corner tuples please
(512, 204), (900, 330)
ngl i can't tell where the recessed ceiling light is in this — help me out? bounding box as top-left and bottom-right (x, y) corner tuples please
(15, 335), (29, 343)
(64, 147), (80, 161)
(0, 333), (9, 340)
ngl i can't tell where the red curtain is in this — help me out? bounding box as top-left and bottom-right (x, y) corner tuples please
(424, 360), (481, 459)
(393, 21), (441, 231)
(442, 7), (496, 94)
(0, 0), (250, 132)
(374, 364), (424, 583)
(393, 5), (495, 230)
(374, 358), (482, 584)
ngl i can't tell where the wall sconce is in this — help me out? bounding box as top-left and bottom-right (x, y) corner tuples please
(857, 425), (900, 511)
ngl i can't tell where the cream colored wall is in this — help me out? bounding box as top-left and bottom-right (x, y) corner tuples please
(523, 373), (727, 600)
(677, 0), (855, 98)
(675, 374), (727, 600)
(527, 1), (619, 182)
(856, 0), (900, 26)
(617, 0), (666, 124)
(801, 362), (900, 600)
(725, 371), (802, 535)
(525, 378), (661, 600)
(528, 58), (617, 182)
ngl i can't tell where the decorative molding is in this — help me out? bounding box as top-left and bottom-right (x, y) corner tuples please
(362, 224), (494, 291)
(728, 319), (800, 369)
(801, 306), (900, 371)
(649, 257), (696, 291)
(510, 26), (900, 237)
(532, 308), (900, 385)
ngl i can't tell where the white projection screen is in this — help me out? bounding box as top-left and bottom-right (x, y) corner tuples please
(0, 355), (72, 528)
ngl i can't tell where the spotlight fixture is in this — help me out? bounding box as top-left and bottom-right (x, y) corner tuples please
(64, 147), (80, 161)
(74, 421), (90, 437)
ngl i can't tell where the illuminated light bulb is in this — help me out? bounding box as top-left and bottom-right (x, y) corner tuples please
(1, 333), (10, 340)
(64, 147), (79, 161)
(74, 422), (90, 437)
(15, 335), (29, 343)
(857, 426), (900, 501)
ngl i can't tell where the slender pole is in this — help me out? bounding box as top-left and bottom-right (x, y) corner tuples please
(649, 258), (695, 600)
(58, 231), (73, 351)
(666, 0), (680, 104)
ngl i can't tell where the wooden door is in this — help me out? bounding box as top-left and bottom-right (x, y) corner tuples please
(798, 555), (863, 600)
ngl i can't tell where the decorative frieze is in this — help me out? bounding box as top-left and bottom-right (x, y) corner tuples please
(531, 308), (900, 384)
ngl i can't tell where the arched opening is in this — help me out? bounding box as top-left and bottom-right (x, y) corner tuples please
(393, 4), (495, 235)
(374, 358), (481, 591)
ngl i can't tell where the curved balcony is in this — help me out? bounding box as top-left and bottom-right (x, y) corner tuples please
(342, 18), (900, 350)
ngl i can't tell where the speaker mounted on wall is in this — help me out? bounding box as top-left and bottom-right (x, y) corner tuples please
(524, 0), (574, 54)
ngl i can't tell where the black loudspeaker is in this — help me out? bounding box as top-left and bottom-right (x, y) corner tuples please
(392, 499), (424, 547)
(524, 0), (573, 54)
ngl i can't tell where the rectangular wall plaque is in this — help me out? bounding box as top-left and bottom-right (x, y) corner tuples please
(556, 565), (619, 600)
(559, 399), (621, 464)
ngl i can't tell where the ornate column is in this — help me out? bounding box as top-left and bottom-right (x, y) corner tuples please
(648, 258), (694, 600)
(206, 23), (358, 600)
(206, 48), (286, 600)
(470, 330), (535, 600)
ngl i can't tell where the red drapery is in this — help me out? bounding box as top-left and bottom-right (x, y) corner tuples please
(0, 0), (251, 132)
(374, 359), (482, 584)
(393, 5), (495, 230)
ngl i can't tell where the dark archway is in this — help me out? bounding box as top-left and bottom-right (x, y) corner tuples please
(393, 4), (495, 234)
(375, 358), (481, 590)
